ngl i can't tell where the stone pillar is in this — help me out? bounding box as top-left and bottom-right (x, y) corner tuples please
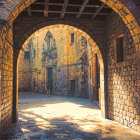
(101, 59), (107, 119)
(136, 57), (140, 108)
(13, 49), (19, 123)
(91, 53), (97, 101)
(0, 24), (2, 132)
(0, 54), (2, 132)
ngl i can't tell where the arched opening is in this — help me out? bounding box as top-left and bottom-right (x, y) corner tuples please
(5, 0), (140, 53)
(17, 24), (105, 113)
(11, 24), (112, 139)
(0, 0), (139, 136)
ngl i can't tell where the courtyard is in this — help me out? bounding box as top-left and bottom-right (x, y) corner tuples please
(1, 92), (139, 140)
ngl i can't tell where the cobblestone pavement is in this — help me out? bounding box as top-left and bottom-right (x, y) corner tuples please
(1, 92), (140, 140)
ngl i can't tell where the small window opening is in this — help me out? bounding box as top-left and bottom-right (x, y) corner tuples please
(33, 49), (35, 58)
(71, 33), (74, 44)
(116, 36), (124, 63)
(24, 51), (30, 60)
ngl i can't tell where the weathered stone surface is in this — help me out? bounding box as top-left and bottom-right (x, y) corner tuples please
(107, 13), (140, 132)
(18, 28), (89, 98)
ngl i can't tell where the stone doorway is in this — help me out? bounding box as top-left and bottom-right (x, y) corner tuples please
(47, 67), (53, 95)
(70, 80), (76, 96)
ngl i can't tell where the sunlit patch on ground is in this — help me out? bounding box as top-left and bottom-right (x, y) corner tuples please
(1, 92), (140, 140)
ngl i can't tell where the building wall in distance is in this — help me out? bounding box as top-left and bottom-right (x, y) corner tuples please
(18, 45), (31, 92)
(18, 28), (91, 98)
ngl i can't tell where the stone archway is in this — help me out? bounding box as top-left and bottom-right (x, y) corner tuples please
(16, 24), (105, 119)
(0, 0), (139, 134)
(4, 0), (140, 54)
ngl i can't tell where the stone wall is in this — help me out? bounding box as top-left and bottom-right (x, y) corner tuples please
(0, 23), (13, 133)
(13, 17), (107, 60)
(18, 28), (89, 97)
(18, 45), (31, 92)
(107, 13), (140, 132)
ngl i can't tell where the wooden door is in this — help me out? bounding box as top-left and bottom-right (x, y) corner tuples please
(47, 67), (53, 94)
(70, 80), (75, 96)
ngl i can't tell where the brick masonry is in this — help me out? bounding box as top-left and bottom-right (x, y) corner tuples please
(0, 23), (13, 133)
(18, 45), (31, 92)
(107, 13), (140, 132)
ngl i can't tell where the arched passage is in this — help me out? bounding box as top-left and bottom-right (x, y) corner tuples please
(4, 0), (140, 53)
(0, 0), (139, 134)
(16, 24), (105, 119)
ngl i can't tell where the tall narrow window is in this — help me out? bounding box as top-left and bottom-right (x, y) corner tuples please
(24, 51), (30, 60)
(71, 33), (74, 44)
(33, 49), (35, 58)
(116, 36), (124, 63)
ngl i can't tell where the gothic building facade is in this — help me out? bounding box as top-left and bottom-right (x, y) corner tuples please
(18, 28), (92, 98)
